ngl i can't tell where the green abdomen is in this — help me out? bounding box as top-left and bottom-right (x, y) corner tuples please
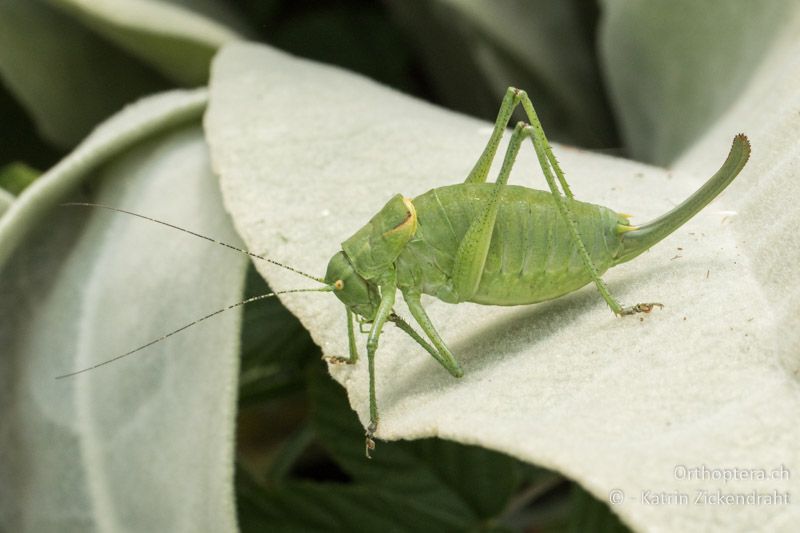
(395, 184), (622, 305)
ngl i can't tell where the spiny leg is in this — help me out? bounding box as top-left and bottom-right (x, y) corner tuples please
(401, 292), (464, 378)
(465, 87), (573, 202)
(517, 92), (574, 199)
(324, 308), (359, 364)
(463, 86), (658, 315)
(465, 87), (518, 184)
(514, 122), (659, 315)
(364, 273), (397, 458)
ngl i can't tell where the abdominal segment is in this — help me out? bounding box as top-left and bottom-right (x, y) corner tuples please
(395, 184), (620, 306)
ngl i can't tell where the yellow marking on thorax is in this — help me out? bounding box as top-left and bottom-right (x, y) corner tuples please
(383, 196), (418, 237)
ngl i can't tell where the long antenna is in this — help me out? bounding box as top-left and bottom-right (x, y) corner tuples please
(62, 202), (325, 283)
(55, 286), (333, 379)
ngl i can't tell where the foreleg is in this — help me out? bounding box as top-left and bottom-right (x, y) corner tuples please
(324, 308), (360, 364)
(363, 273), (397, 457)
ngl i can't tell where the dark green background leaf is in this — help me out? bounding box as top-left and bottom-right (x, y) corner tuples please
(0, 162), (39, 196)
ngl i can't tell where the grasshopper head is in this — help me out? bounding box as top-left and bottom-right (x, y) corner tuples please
(325, 251), (381, 320)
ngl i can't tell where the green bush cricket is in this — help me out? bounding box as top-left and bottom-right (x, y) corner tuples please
(58, 87), (750, 458)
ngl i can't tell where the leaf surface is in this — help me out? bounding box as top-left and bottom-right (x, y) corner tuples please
(0, 89), (206, 268)
(206, 42), (799, 532)
(0, 98), (246, 531)
(599, 0), (794, 164)
(52, 0), (247, 85)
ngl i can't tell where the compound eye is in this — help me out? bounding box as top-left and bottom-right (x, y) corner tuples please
(334, 279), (344, 290)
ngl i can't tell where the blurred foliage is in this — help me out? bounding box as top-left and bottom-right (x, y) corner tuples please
(385, 0), (618, 149)
(0, 0), (621, 171)
(238, 0), (428, 96)
(0, 0), (173, 148)
(0, 162), (40, 196)
(0, 78), (63, 170)
(600, 0), (790, 164)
